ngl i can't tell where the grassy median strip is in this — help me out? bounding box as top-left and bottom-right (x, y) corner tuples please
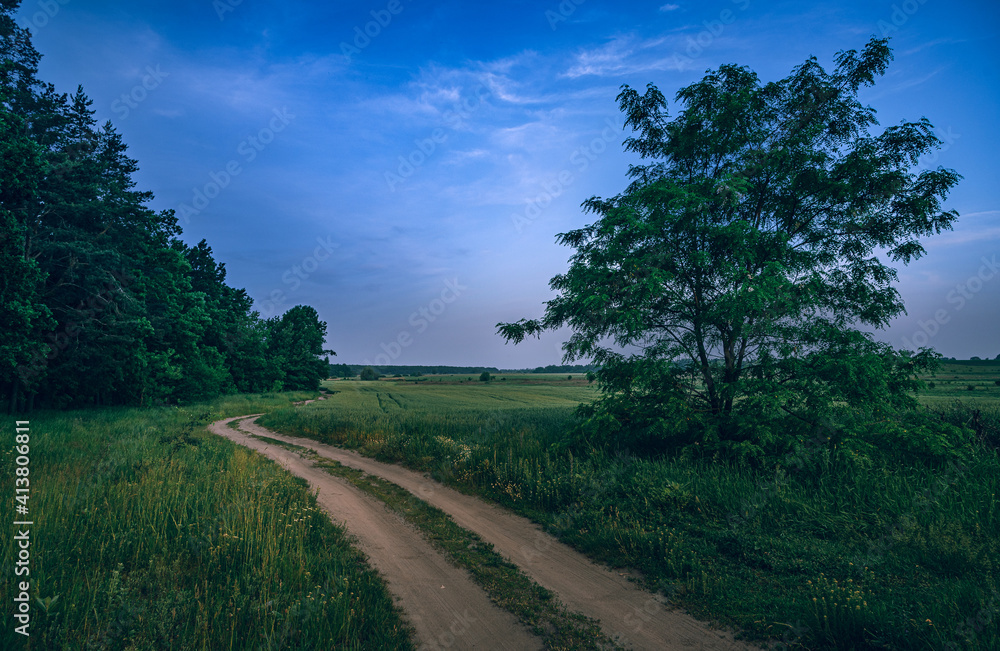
(248, 432), (621, 650)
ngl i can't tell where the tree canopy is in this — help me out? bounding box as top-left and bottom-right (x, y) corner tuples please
(1, 2), (331, 409)
(498, 37), (961, 459)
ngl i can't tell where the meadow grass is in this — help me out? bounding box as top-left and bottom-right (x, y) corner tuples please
(1, 393), (413, 650)
(259, 370), (1000, 649)
(252, 432), (617, 650)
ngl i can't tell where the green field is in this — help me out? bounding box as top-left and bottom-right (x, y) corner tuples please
(257, 365), (1000, 650)
(4, 363), (998, 649)
(1, 394), (414, 650)
(918, 360), (1000, 409)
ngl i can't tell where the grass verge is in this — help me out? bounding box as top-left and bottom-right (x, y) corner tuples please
(257, 381), (1000, 650)
(247, 431), (620, 650)
(1, 394), (413, 650)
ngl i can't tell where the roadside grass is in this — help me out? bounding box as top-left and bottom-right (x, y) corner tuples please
(258, 371), (1000, 650)
(1, 393), (413, 650)
(248, 431), (618, 650)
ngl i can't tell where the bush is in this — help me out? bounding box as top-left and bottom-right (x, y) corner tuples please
(479, 372), (491, 382)
(359, 367), (379, 381)
(928, 382), (936, 389)
(967, 384), (976, 391)
(836, 408), (973, 466)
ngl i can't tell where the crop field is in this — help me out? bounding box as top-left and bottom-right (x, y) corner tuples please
(917, 360), (1000, 408)
(256, 364), (1000, 650)
(4, 363), (998, 649)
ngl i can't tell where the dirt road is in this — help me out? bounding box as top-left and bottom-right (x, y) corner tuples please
(214, 412), (754, 649)
(209, 416), (543, 650)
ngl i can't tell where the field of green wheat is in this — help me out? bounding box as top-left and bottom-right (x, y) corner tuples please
(257, 364), (1000, 650)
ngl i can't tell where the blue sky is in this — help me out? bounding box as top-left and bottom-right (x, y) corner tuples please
(17, 0), (1000, 366)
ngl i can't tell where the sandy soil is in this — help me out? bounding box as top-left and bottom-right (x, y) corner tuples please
(209, 415), (542, 650)
(220, 414), (756, 650)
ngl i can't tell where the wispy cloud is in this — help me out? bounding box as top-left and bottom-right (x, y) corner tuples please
(562, 34), (693, 79)
(901, 38), (965, 56)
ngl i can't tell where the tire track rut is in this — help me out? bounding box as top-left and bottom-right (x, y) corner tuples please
(230, 415), (754, 650)
(209, 415), (542, 650)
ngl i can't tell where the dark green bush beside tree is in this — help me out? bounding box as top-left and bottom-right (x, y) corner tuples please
(360, 367), (379, 381)
(479, 371), (491, 382)
(499, 38), (961, 462)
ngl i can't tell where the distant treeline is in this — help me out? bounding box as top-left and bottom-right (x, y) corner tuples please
(2, 11), (330, 411)
(330, 365), (499, 377)
(330, 364), (599, 377)
(502, 364), (600, 374)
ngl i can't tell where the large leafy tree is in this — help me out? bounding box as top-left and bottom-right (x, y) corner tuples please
(498, 38), (961, 456)
(266, 305), (334, 391)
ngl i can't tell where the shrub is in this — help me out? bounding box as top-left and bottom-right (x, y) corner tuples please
(479, 372), (491, 382)
(837, 408), (973, 466)
(968, 384), (976, 391)
(928, 382), (936, 389)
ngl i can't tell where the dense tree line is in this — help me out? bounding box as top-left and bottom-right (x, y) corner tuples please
(330, 364), (505, 377)
(328, 364), (600, 378)
(1, 4), (331, 411)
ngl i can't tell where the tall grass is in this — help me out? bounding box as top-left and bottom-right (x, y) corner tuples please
(1, 393), (413, 650)
(260, 380), (1000, 649)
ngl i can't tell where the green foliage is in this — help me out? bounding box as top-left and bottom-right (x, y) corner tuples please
(0, 8), (328, 409)
(265, 305), (333, 391)
(261, 381), (1000, 649)
(360, 366), (379, 381)
(498, 37), (961, 456)
(479, 371), (491, 382)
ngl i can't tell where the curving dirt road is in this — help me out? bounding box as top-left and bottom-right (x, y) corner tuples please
(209, 415), (543, 650)
(214, 411), (755, 649)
